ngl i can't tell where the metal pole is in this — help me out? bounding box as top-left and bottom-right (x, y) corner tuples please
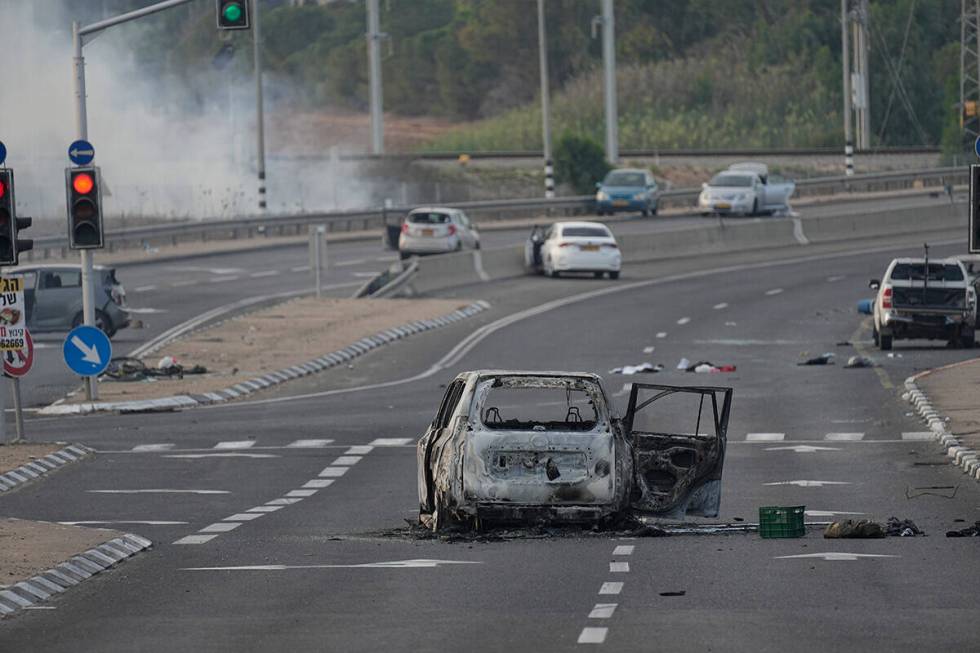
(860, 0), (871, 150)
(11, 378), (24, 443)
(601, 0), (618, 164)
(367, 0), (384, 155)
(313, 229), (322, 299)
(254, 0), (266, 211)
(842, 0), (854, 176)
(537, 0), (554, 198)
(73, 21), (98, 401)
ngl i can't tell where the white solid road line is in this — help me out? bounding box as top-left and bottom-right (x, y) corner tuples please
(713, 302), (728, 310)
(765, 288), (784, 295)
(345, 445), (374, 455)
(87, 489), (229, 495)
(578, 627), (608, 644)
(210, 276), (240, 283)
(174, 534), (219, 545)
(213, 440), (256, 449)
(164, 453), (278, 459)
(804, 510), (866, 517)
(776, 552), (898, 561)
(764, 480), (852, 487)
(249, 270), (280, 278)
(59, 521), (188, 526)
(824, 433), (865, 441)
(598, 582), (623, 595)
(676, 317), (691, 325)
(370, 438), (413, 446)
(612, 545), (634, 556)
(287, 439), (334, 448)
(746, 433), (785, 441)
(609, 562), (630, 573)
(764, 445), (840, 453)
(588, 604), (618, 619)
(131, 444), (175, 452)
(331, 456), (362, 466)
(181, 559), (481, 571)
(902, 432), (934, 440)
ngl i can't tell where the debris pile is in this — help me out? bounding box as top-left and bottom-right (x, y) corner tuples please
(676, 358), (736, 373)
(844, 355), (875, 369)
(825, 517), (925, 538)
(609, 363), (663, 375)
(102, 356), (208, 382)
(798, 353), (835, 366)
(885, 517), (923, 537)
(946, 521), (980, 537)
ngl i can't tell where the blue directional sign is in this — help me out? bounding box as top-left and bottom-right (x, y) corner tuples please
(63, 325), (111, 377)
(0, 141), (6, 166)
(975, 136), (980, 160)
(68, 140), (95, 166)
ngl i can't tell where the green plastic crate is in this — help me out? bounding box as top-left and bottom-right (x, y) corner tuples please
(758, 505), (806, 538)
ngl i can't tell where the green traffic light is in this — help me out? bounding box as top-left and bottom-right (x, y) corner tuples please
(223, 3), (242, 22)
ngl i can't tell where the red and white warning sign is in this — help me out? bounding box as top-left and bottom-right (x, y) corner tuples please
(4, 329), (34, 378)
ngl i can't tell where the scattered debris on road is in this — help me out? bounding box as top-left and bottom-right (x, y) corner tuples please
(798, 353), (835, 366)
(609, 363), (663, 375)
(844, 355), (875, 368)
(886, 517), (923, 536)
(102, 356), (207, 382)
(824, 519), (885, 538)
(946, 521), (980, 537)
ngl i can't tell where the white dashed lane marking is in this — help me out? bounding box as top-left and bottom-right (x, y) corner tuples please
(287, 439), (334, 448)
(319, 467), (348, 478)
(249, 270), (280, 278)
(712, 302), (728, 310)
(676, 317), (691, 325)
(199, 523), (241, 533)
(765, 288), (784, 296)
(764, 480), (852, 487)
(370, 438), (413, 446)
(609, 562), (629, 573)
(87, 489), (228, 495)
(213, 440), (255, 450)
(210, 276), (240, 283)
(335, 259), (366, 267)
(902, 432), (933, 440)
(247, 506), (283, 513)
(656, 332), (667, 339)
(303, 480), (335, 489)
(174, 534), (218, 545)
(345, 445), (374, 455)
(598, 582), (623, 595)
(291, 266), (311, 273)
(286, 489), (318, 498)
(331, 456), (362, 466)
(746, 433), (785, 441)
(588, 604), (618, 619)
(223, 513), (263, 522)
(642, 346), (655, 354)
(164, 453), (278, 459)
(612, 545), (634, 556)
(578, 628), (608, 644)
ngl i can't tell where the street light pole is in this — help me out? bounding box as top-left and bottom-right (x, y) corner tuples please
(253, 0), (266, 211)
(841, 0), (854, 176)
(537, 0), (553, 198)
(600, 0), (618, 164)
(367, 0), (384, 155)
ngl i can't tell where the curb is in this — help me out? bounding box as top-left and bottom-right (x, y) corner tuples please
(40, 300), (492, 416)
(0, 531), (152, 618)
(903, 366), (980, 482)
(0, 444), (95, 494)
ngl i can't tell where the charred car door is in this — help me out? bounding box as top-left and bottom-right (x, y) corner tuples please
(418, 378), (467, 515)
(623, 383), (732, 519)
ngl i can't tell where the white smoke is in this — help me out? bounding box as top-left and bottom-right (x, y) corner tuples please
(0, 0), (375, 226)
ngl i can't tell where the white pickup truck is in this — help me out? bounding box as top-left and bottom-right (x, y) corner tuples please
(871, 257), (978, 350)
(697, 162), (795, 216)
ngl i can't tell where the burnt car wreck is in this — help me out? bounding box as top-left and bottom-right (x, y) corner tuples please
(417, 371), (732, 530)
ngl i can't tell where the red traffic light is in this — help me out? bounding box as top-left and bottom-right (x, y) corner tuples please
(73, 173), (94, 195)
(0, 180), (5, 199)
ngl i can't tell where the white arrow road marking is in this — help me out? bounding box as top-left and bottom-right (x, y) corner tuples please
(776, 552), (898, 561)
(58, 521), (188, 526)
(765, 445), (841, 453)
(87, 489), (229, 494)
(764, 480), (852, 487)
(163, 453), (279, 459)
(804, 511), (866, 517)
(181, 559), (482, 571)
(71, 335), (102, 365)
(746, 433), (785, 441)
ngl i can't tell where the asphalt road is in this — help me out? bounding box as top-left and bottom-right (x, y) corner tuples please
(0, 216), (977, 651)
(19, 191), (958, 409)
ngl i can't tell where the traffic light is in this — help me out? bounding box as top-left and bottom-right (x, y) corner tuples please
(66, 166), (104, 250)
(216, 0), (250, 30)
(972, 165), (980, 254)
(0, 169), (15, 265)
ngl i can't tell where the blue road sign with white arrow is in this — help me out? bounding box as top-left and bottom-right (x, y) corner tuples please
(63, 325), (111, 377)
(0, 141), (7, 166)
(68, 140), (95, 166)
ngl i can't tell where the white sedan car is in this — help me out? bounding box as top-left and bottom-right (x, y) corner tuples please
(698, 163), (795, 216)
(525, 221), (621, 279)
(398, 207), (480, 259)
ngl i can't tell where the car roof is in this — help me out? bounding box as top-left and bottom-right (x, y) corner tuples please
(465, 370), (603, 380)
(890, 257), (964, 265)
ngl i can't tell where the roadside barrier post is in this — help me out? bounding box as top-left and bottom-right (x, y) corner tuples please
(310, 225), (326, 298)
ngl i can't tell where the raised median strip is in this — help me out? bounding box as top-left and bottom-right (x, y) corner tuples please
(0, 526), (151, 619)
(904, 359), (980, 482)
(40, 300), (490, 416)
(0, 445), (94, 495)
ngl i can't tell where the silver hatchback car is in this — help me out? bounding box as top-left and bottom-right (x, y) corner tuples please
(398, 207), (480, 260)
(8, 264), (130, 338)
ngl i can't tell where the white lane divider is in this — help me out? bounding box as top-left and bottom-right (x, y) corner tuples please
(765, 288), (784, 296)
(291, 266), (311, 273)
(826, 275), (846, 282)
(579, 544), (632, 645)
(578, 628), (608, 645)
(765, 445), (839, 453)
(370, 438), (413, 446)
(59, 520), (188, 526)
(131, 444), (175, 452)
(656, 332), (667, 339)
(287, 439), (334, 448)
(763, 480), (852, 487)
(609, 562), (629, 573)
(598, 582), (623, 595)
(210, 276), (240, 283)
(776, 552), (898, 561)
(824, 432), (865, 441)
(174, 441), (370, 546)
(588, 604), (617, 619)
(87, 489), (229, 495)
(249, 270), (280, 278)
(612, 545), (634, 556)
(901, 432), (933, 441)
(213, 440), (255, 450)
(642, 346), (655, 354)
(746, 433), (785, 441)
(345, 445), (374, 455)
(676, 317), (691, 325)
(712, 302), (728, 310)
(164, 453), (278, 459)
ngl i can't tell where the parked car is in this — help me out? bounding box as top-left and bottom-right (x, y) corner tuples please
(417, 370), (733, 530)
(524, 221), (621, 279)
(697, 162), (795, 216)
(398, 207), (480, 260)
(595, 168), (660, 216)
(7, 264), (130, 338)
(870, 257), (977, 350)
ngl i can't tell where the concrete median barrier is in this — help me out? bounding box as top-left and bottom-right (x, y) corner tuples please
(799, 202), (966, 244)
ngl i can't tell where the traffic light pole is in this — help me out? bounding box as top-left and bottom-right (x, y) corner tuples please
(253, 0), (267, 211)
(71, 0), (197, 401)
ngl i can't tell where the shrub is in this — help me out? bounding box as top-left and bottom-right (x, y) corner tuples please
(554, 133), (611, 195)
